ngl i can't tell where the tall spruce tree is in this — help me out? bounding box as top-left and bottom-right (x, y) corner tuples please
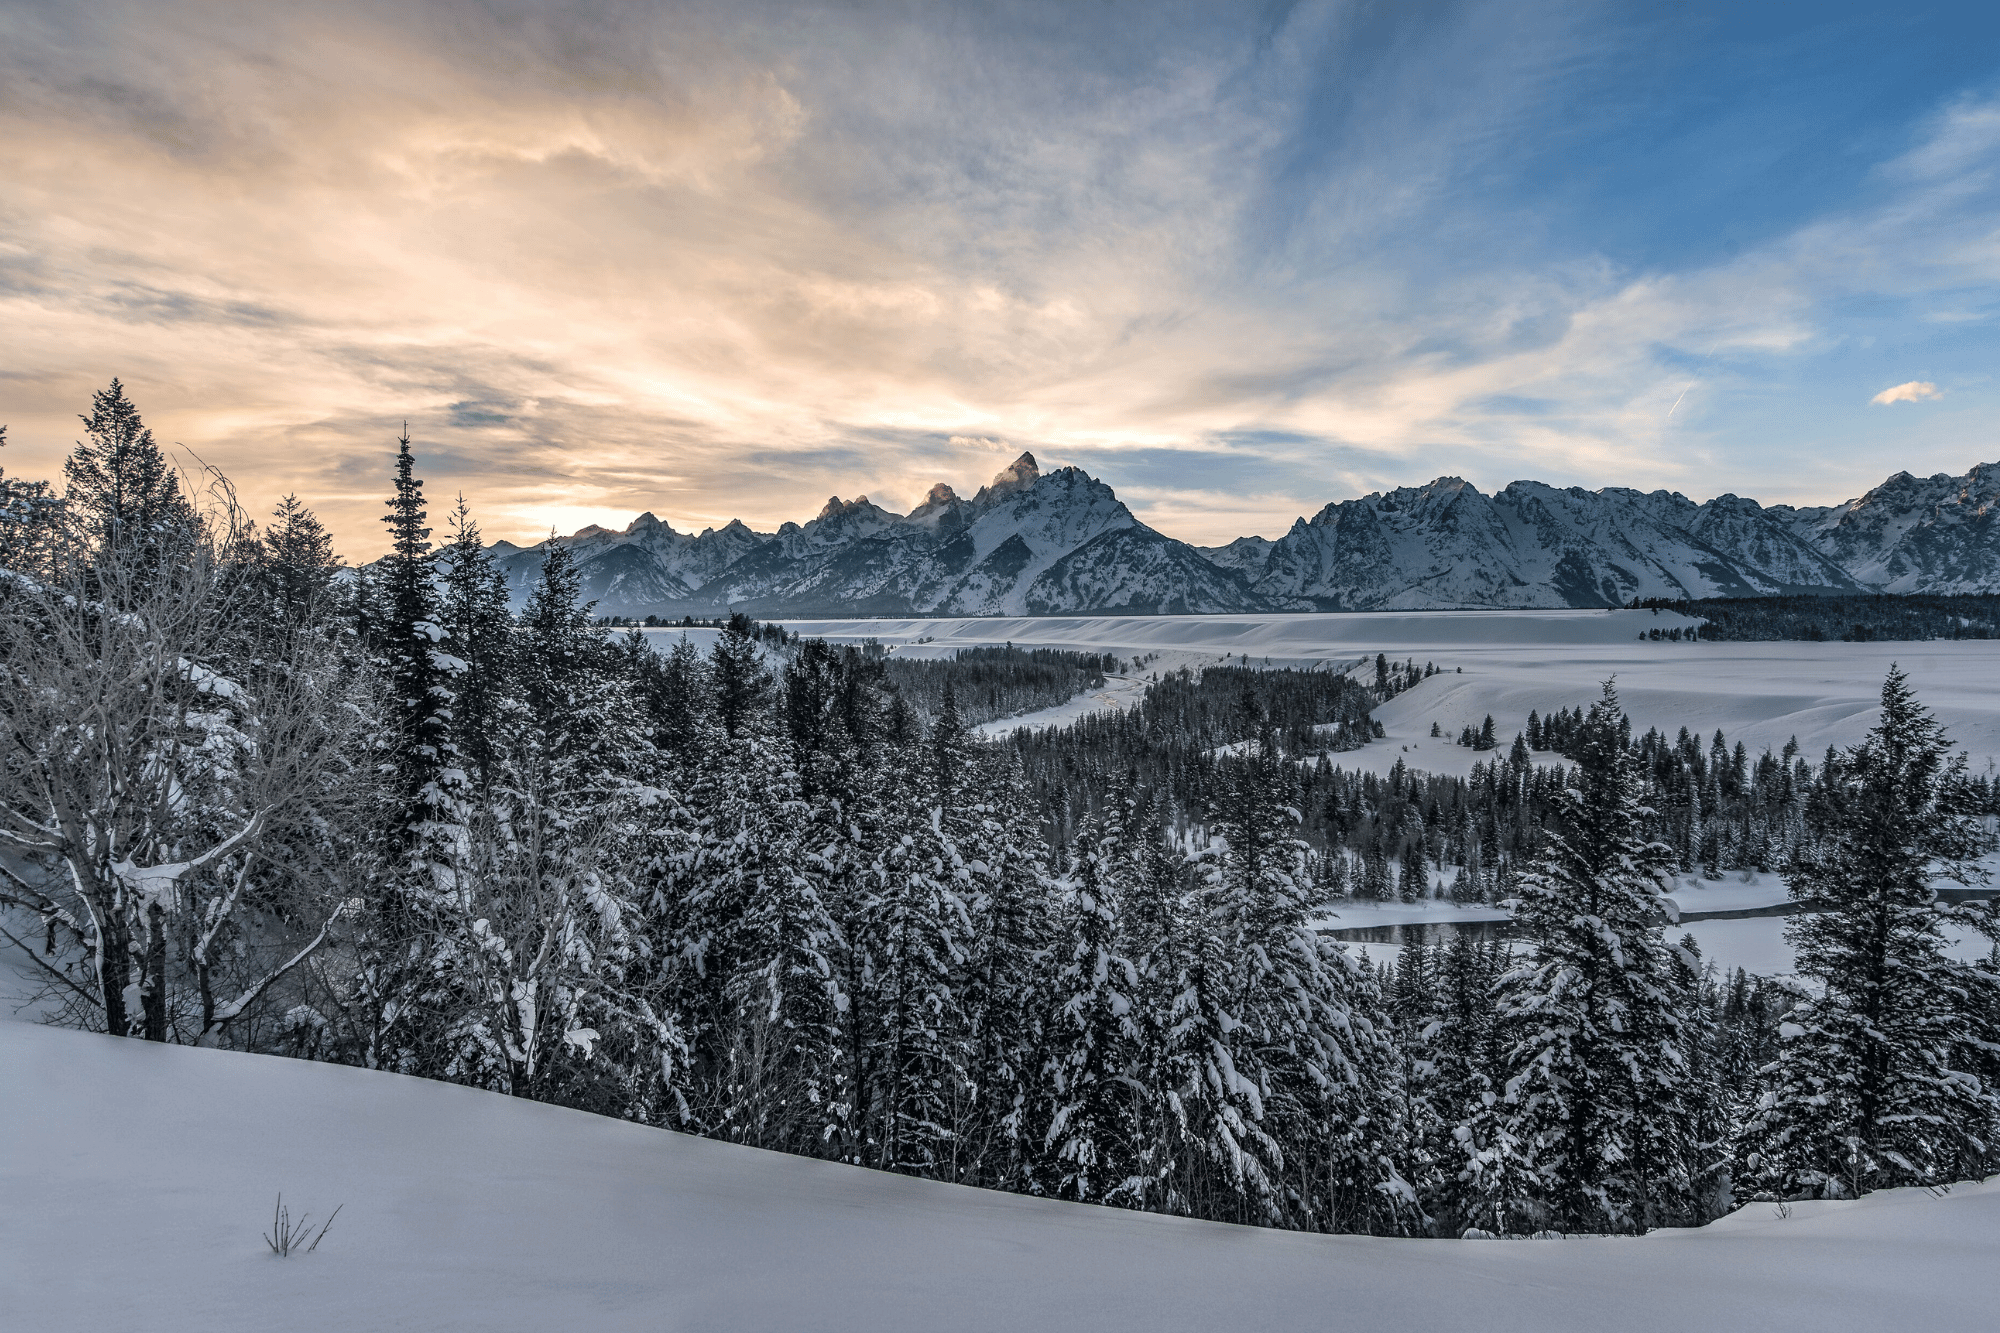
(1744, 667), (1997, 1198)
(436, 498), (516, 789)
(377, 429), (456, 848)
(63, 379), (195, 573)
(261, 494), (339, 631)
(1045, 796), (1138, 1202)
(1477, 680), (1695, 1234)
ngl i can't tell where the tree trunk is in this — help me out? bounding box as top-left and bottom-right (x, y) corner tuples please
(97, 908), (133, 1037)
(142, 901), (169, 1042)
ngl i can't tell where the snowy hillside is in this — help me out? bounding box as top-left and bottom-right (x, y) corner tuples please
(3, 1021), (1995, 1333)
(489, 460), (2000, 618)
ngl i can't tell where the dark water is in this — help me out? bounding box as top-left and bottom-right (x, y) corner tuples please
(1324, 919), (1519, 947)
(1318, 887), (1996, 948)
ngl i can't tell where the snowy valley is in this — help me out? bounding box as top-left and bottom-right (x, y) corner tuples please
(8, 397), (2000, 1332)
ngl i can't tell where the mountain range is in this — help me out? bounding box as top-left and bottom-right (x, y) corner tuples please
(485, 454), (2000, 618)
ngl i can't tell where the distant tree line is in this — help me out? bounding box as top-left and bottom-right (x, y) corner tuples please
(1631, 593), (2000, 642)
(3, 383), (1998, 1243)
(881, 645), (1118, 728)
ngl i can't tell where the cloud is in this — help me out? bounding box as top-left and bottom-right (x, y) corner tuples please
(0, 3), (1998, 552)
(1871, 380), (1942, 405)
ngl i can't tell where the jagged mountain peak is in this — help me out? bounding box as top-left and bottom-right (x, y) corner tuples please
(982, 451), (1041, 497)
(477, 457), (2000, 618)
(815, 494), (891, 523)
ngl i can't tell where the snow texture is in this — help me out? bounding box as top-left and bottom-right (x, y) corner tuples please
(1, 1020), (1995, 1332)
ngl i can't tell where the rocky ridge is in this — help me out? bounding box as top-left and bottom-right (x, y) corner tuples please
(486, 456), (2000, 617)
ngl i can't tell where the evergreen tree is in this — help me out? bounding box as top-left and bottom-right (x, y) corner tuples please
(953, 755), (1056, 1190)
(1399, 839), (1428, 902)
(260, 494), (339, 631)
(1045, 796), (1138, 1202)
(0, 425), (62, 573)
(377, 428), (456, 848)
(436, 498), (516, 789)
(1478, 681), (1695, 1234)
(63, 379), (195, 572)
(1744, 667), (1998, 1198)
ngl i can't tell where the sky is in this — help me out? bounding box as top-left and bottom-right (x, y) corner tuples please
(3, 0), (2000, 558)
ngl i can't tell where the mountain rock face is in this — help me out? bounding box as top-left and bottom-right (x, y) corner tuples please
(490, 453), (1261, 617)
(1767, 462), (2000, 595)
(489, 458), (2000, 617)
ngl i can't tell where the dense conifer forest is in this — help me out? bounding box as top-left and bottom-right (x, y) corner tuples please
(4, 385), (2000, 1239)
(1633, 592), (2000, 641)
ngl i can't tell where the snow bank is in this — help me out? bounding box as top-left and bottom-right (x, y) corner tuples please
(2, 1022), (1994, 1332)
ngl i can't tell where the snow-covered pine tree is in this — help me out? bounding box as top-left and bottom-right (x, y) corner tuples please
(436, 534), (654, 1102)
(1666, 934), (1735, 1223)
(1387, 939), (1442, 1208)
(705, 659), (839, 1155)
(1481, 680), (1695, 1235)
(1744, 667), (1998, 1198)
(1399, 838), (1428, 902)
(375, 429), (457, 852)
(1425, 933), (1505, 1233)
(865, 730), (973, 1176)
(435, 498), (517, 790)
(1116, 788), (1217, 1215)
(1204, 722), (1411, 1231)
(950, 753), (1056, 1190)
(1044, 795), (1139, 1202)
(341, 431), (462, 1073)
(0, 424), (62, 573)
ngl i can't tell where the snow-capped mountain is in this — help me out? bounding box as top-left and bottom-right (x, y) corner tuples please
(490, 453), (1261, 617)
(490, 458), (2000, 617)
(1768, 462), (2000, 595)
(1242, 477), (1867, 611)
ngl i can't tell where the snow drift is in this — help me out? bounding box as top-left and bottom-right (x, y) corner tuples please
(2, 1021), (1994, 1332)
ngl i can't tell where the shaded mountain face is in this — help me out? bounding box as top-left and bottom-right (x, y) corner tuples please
(488, 459), (2000, 617)
(488, 452), (1262, 617)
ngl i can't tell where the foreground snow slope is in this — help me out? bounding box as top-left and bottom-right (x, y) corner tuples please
(3, 1023), (1994, 1332)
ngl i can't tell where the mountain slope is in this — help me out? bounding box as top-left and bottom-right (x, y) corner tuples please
(487, 460), (2000, 617)
(492, 453), (1260, 617)
(6, 1020), (1995, 1333)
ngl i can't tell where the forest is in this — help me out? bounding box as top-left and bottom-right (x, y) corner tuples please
(1633, 591), (2000, 641)
(3, 383), (1999, 1240)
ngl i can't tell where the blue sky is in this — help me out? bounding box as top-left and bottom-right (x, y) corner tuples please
(2, 0), (1999, 553)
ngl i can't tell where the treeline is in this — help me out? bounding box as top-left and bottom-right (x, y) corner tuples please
(1631, 593), (2000, 641)
(1009, 682), (2000, 906)
(3, 383), (1999, 1242)
(881, 645), (1117, 727)
(1004, 666), (1381, 849)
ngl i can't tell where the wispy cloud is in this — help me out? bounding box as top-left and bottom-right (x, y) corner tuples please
(1871, 380), (1942, 405)
(1, 2), (1998, 553)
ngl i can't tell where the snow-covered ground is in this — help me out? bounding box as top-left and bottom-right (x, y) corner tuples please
(976, 673), (1152, 738)
(2, 1020), (1995, 1333)
(779, 610), (2000, 776)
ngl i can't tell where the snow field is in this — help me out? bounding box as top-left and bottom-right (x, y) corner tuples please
(4, 1020), (1997, 1333)
(777, 610), (2000, 774)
